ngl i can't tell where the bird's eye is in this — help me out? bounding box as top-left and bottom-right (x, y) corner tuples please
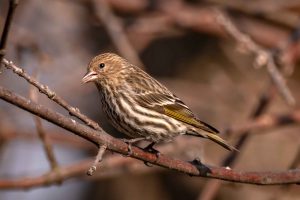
(99, 63), (105, 69)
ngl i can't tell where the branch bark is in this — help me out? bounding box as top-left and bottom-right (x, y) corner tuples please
(1, 58), (100, 130)
(0, 159), (91, 190)
(0, 86), (299, 185)
(29, 71), (59, 173)
(0, 0), (19, 63)
(215, 9), (295, 106)
(225, 109), (300, 137)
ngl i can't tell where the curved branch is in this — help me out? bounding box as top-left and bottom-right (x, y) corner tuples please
(0, 160), (91, 190)
(226, 110), (300, 137)
(0, 155), (150, 190)
(0, 86), (299, 185)
(1, 58), (100, 130)
(215, 9), (295, 106)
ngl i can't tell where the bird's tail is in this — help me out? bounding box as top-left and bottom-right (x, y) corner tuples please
(203, 132), (237, 151)
(188, 125), (238, 151)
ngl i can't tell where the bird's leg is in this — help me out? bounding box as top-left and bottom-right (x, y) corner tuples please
(143, 142), (160, 156)
(121, 137), (147, 156)
(143, 142), (160, 167)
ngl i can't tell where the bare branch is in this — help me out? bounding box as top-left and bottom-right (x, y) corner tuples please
(289, 147), (300, 169)
(29, 71), (59, 172)
(0, 159), (91, 190)
(0, 0), (19, 64)
(92, 0), (144, 68)
(1, 127), (94, 150)
(198, 83), (275, 200)
(87, 144), (107, 176)
(0, 86), (299, 185)
(225, 109), (300, 137)
(215, 9), (296, 106)
(0, 155), (150, 190)
(1, 58), (100, 130)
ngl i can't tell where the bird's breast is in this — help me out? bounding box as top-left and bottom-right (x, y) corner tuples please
(97, 85), (188, 142)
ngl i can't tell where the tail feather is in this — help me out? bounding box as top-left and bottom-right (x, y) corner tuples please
(204, 132), (238, 151)
(187, 129), (238, 152)
(197, 120), (220, 134)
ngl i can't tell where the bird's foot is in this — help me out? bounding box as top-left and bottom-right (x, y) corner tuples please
(121, 137), (147, 156)
(143, 142), (160, 156)
(143, 142), (160, 167)
(189, 158), (211, 176)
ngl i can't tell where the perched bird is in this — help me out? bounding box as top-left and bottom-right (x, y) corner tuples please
(82, 53), (236, 153)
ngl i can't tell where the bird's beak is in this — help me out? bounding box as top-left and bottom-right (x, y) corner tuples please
(82, 71), (98, 83)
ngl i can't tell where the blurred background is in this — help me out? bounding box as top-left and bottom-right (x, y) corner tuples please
(0, 0), (299, 199)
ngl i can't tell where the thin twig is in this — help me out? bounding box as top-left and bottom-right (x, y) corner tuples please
(1, 58), (100, 130)
(101, 0), (300, 58)
(2, 58), (104, 175)
(0, 159), (92, 190)
(0, 155), (150, 190)
(205, 0), (299, 29)
(278, 23), (300, 76)
(198, 13), (300, 197)
(0, 86), (300, 185)
(215, 9), (296, 106)
(93, 0), (144, 68)
(288, 147), (300, 169)
(225, 109), (300, 137)
(0, 0), (19, 66)
(87, 144), (107, 176)
(1, 127), (94, 150)
(198, 83), (275, 200)
(198, 11), (300, 199)
(29, 71), (59, 172)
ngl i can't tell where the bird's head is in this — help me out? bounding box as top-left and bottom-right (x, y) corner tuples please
(82, 53), (129, 84)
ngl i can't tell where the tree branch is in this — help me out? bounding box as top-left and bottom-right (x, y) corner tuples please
(0, 155), (150, 190)
(215, 9), (295, 106)
(1, 58), (100, 130)
(0, 86), (299, 185)
(225, 109), (300, 137)
(92, 0), (144, 68)
(0, 159), (91, 190)
(0, 0), (19, 64)
(29, 71), (60, 173)
(198, 84), (275, 200)
(86, 144), (107, 176)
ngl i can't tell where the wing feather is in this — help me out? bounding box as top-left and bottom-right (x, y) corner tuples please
(134, 93), (219, 134)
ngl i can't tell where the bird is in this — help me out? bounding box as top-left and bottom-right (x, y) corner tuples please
(82, 53), (236, 154)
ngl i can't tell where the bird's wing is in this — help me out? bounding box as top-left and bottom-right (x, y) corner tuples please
(135, 93), (219, 134)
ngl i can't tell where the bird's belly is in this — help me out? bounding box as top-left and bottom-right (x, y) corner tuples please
(100, 93), (187, 142)
(106, 105), (187, 141)
(135, 122), (187, 142)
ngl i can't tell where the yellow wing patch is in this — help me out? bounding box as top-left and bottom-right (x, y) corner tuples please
(135, 93), (219, 134)
(163, 104), (219, 134)
(163, 105), (202, 128)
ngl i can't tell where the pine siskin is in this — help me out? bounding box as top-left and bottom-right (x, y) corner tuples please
(82, 53), (236, 153)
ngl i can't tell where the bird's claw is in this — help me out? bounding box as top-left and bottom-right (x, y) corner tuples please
(143, 142), (160, 167)
(143, 142), (160, 157)
(127, 144), (133, 156)
(121, 138), (148, 156)
(145, 147), (160, 156)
